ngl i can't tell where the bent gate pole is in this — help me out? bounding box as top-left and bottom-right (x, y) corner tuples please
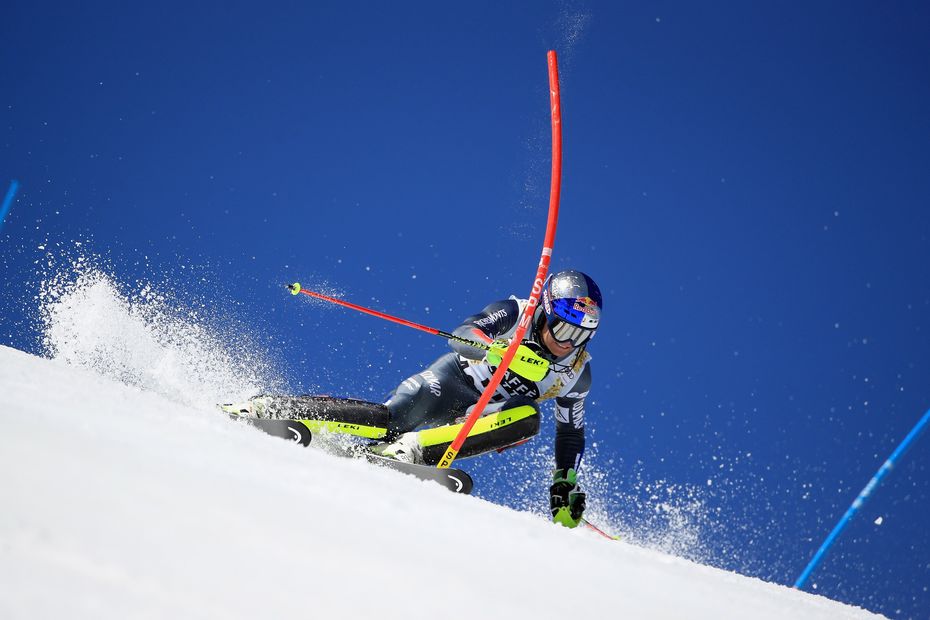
(437, 51), (563, 469)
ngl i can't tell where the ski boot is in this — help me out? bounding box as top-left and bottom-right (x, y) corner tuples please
(219, 396), (274, 418)
(371, 431), (424, 464)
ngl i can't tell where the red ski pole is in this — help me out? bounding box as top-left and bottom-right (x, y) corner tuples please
(287, 283), (445, 337)
(581, 518), (621, 541)
(286, 283), (550, 381)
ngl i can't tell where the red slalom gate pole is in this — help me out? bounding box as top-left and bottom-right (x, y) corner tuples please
(437, 50), (563, 469)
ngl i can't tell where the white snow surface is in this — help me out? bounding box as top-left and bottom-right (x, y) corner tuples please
(0, 345), (882, 620)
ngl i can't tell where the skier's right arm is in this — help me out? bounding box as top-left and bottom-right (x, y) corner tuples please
(449, 300), (520, 361)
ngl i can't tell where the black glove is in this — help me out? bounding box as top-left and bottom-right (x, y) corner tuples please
(550, 468), (586, 528)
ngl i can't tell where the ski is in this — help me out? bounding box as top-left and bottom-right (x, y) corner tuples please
(363, 452), (473, 494)
(244, 418), (313, 446)
(234, 417), (473, 494)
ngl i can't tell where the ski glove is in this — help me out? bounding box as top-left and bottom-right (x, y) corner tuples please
(485, 339), (509, 366)
(550, 468), (586, 528)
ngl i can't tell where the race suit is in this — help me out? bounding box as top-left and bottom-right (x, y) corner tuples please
(385, 297), (591, 472)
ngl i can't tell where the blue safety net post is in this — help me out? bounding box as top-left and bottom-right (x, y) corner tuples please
(795, 407), (930, 590)
(0, 179), (20, 234)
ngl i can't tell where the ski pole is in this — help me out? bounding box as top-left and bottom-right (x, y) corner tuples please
(580, 518), (620, 541)
(286, 283), (549, 381)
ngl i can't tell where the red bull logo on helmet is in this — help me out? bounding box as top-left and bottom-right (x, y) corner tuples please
(572, 295), (600, 329)
(573, 296), (598, 315)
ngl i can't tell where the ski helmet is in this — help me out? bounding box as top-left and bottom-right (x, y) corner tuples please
(536, 269), (602, 347)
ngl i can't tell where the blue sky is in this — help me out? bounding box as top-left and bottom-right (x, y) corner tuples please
(2, 2), (929, 617)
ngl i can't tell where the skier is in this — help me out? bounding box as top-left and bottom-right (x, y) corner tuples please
(224, 269), (601, 528)
(374, 268), (600, 528)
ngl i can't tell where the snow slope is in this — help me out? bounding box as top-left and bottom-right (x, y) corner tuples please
(0, 345), (882, 619)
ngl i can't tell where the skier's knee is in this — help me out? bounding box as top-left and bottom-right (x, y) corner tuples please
(386, 371), (445, 436)
(503, 394), (540, 415)
(416, 398), (541, 465)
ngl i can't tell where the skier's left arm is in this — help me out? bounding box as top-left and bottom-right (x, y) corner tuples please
(554, 364), (591, 471)
(449, 300), (520, 361)
(551, 364), (591, 528)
